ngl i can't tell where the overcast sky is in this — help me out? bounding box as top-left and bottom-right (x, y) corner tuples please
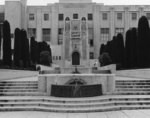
(0, 0), (150, 5)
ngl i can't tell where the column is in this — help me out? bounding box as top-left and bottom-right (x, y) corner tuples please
(93, 4), (100, 59)
(36, 8), (42, 42)
(110, 7), (115, 41)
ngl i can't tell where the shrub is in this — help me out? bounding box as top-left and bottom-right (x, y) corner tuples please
(40, 51), (51, 66)
(99, 52), (112, 67)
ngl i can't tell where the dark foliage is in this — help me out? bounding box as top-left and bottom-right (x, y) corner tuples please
(100, 44), (105, 55)
(37, 41), (52, 65)
(30, 37), (38, 65)
(116, 33), (125, 67)
(14, 28), (21, 67)
(3, 20), (11, 66)
(125, 29), (132, 68)
(137, 16), (150, 68)
(40, 51), (51, 66)
(0, 29), (1, 55)
(20, 29), (29, 68)
(99, 52), (112, 67)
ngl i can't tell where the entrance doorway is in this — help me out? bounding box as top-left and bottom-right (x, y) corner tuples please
(72, 52), (80, 65)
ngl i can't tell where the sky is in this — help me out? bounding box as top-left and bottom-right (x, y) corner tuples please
(1, 0), (150, 5)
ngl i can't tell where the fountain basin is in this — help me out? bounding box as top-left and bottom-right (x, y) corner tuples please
(38, 73), (115, 97)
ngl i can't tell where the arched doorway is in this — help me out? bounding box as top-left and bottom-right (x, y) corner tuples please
(72, 52), (80, 65)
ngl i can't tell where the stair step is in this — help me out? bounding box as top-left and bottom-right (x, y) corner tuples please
(0, 92), (43, 96)
(116, 88), (150, 91)
(0, 87), (38, 89)
(0, 89), (38, 92)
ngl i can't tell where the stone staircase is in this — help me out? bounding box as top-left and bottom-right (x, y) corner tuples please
(1, 77), (150, 112)
(0, 80), (44, 96)
(0, 96), (150, 112)
(115, 78), (150, 95)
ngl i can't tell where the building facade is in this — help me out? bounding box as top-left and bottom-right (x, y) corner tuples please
(0, 0), (150, 66)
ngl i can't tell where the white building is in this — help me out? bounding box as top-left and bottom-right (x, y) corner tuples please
(0, 0), (150, 66)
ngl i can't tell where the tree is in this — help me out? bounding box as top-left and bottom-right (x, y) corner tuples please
(111, 36), (117, 64)
(0, 29), (1, 58)
(137, 16), (150, 68)
(125, 29), (132, 68)
(20, 29), (29, 68)
(40, 51), (51, 66)
(131, 28), (138, 68)
(3, 20), (11, 66)
(99, 52), (112, 67)
(116, 33), (125, 67)
(100, 44), (105, 55)
(14, 28), (21, 67)
(30, 37), (38, 65)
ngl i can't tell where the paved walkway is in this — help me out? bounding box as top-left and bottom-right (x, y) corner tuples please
(1, 110), (150, 118)
(0, 69), (38, 81)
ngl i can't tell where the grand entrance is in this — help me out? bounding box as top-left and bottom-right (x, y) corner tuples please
(72, 52), (80, 65)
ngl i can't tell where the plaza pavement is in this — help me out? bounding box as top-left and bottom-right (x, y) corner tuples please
(1, 110), (150, 118)
(0, 69), (38, 81)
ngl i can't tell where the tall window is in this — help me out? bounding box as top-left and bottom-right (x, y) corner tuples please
(146, 13), (150, 20)
(58, 28), (63, 35)
(42, 29), (51, 42)
(29, 13), (35, 20)
(117, 13), (122, 20)
(44, 13), (49, 21)
(58, 28), (63, 45)
(89, 52), (94, 59)
(88, 13), (93, 20)
(115, 28), (124, 36)
(132, 13), (137, 20)
(59, 14), (64, 21)
(89, 39), (94, 47)
(100, 28), (110, 41)
(0, 13), (4, 23)
(73, 13), (78, 19)
(28, 28), (36, 38)
(102, 13), (108, 20)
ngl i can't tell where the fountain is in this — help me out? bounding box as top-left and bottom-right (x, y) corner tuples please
(38, 17), (115, 97)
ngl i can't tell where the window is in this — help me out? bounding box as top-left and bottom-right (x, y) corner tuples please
(42, 29), (51, 42)
(88, 13), (93, 20)
(102, 13), (107, 20)
(115, 28), (124, 36)
(58, 28), (63, 45)
(73, 13), (78, 19)
(146, 13), (150, 20)
(117, 13), (122, 20)
(44, 13), (49, 21)
(58, 38), (63, 45)
(100, 28), (110, 41)
(58, 28), (63, 35)
(28, 28), (36, 38)
(29, 14), (34, 20)
(89, 39), (94, 47)
(0, 13), (4, 23)
(90, 52), (94, 59)
(59, 56), (61, 60)
(132, 13), (137, 20)
(53, 56), (55, 60)
(59, 14), (64, 21)
(56, 56), (58, 60)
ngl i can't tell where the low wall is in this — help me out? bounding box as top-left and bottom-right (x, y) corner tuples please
(116, 69), (150, 79)
(38, 74), (115, 96)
